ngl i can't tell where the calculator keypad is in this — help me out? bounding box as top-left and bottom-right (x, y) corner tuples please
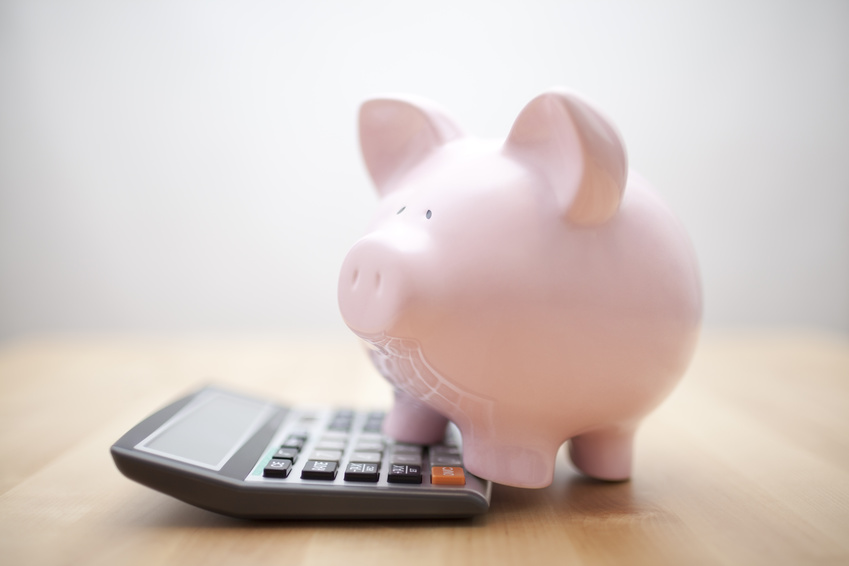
(256, 409), (470, 488)
(115, 387), (490, 519)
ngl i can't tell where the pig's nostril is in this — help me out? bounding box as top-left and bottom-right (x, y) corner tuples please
(374, 272), (382, 291)
(351, 269), (359, 287)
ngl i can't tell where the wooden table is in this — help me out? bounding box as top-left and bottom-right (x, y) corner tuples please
(1, 330), (848, 565)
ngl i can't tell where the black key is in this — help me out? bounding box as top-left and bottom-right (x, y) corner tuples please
(344, 462), (380, 482)
(273, 447), (299, 462)
(263, 459), (292, 478)
(281, 435), (307, 450)
(301, 460), (338, 480)
(387, 464), (422, 484)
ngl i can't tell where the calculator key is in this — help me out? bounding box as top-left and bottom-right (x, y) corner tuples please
(321, 431), (349, 439)
(430, 445), (461, 456)
(390, 453), (422, 466)
(310, 450), (343, 462)
(430, 454), (463, 466)
(349, 451), (382, 463)
(387, 464), (422, 484)
(391, 444), (423, 454)
(315, 439), (347, 451)
(354, 440), (384, 452)
(273, 447), (299, 462)
(327, 418), (352, 432)
(344, 462), (380, 482)
(281, 435), (307, 449)
(363, 415), (384, 433)
(431, 466), (465, 486)
(301, 460), (338, 480)
(263, 459), (292, 478)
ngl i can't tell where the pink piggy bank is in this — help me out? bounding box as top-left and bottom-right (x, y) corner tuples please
(338, 89), (701, 488)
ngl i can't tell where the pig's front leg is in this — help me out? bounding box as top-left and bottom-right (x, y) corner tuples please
(461, 428), (560, 488)
(568, 424), (637, 481)
(382, 389), (448, 445)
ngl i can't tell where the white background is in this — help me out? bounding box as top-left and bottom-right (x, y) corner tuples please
(1, 0), (847, 342)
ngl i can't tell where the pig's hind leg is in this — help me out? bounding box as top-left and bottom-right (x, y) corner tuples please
(382, 389), (449, 445)
(568, 424), (637, 481)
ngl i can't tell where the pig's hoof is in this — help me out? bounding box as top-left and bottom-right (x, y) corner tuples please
(463, 442), (557, 488)
(568, 427), (635, 482)
(382, 399), (448, 445)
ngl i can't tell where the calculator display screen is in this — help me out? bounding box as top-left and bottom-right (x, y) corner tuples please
(137, 392), (273, 470)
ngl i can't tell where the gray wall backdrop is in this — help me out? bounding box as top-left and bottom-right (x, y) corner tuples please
(1, 0), (848, 342)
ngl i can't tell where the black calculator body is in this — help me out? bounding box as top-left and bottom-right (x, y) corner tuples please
(110, 386), (491, 519)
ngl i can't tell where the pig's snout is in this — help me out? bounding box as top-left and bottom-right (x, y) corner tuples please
(338, 238), (410, 338)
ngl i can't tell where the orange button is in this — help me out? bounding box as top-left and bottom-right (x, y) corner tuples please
(431, 466), (466, 485)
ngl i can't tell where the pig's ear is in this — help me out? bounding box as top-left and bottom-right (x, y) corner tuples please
(504, 90), (627, 225)
(359, 96), (463, 196)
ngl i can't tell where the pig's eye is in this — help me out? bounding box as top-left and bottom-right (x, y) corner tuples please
(426, 210), (432, 219)
(396, 206), (406, 215)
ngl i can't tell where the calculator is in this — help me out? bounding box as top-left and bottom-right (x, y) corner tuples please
(110, 386), (491, 519)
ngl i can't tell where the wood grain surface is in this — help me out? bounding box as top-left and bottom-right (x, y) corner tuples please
(1, 330), (848, 565)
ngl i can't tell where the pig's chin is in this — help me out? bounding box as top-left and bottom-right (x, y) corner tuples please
(354, 331), (393, 357)
(362, 334), (496, 436)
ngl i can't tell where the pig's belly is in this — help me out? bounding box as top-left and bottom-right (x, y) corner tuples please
(364, 329), (685, 442)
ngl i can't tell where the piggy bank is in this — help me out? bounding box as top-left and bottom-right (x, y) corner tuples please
(338, 89), (701, 488)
